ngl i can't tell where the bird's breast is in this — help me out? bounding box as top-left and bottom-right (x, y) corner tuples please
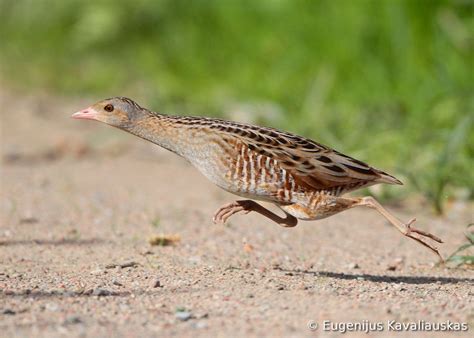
(199, 140), (298, 203)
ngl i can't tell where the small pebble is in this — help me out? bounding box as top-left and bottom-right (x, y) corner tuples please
(393, 284), (406, 291)
(45, 303), (59, 312)
(176, 311), (192, 321)
(120, 261), (139, 269)
(64, 315), (82, 325)
(151, 279), (162, 288)
(348, 262), (359, 269)
(193, 321), (208, 329)
(92, 288), (113, 297)
(105, 262), (138, 269)
(112, 279), (123, 287)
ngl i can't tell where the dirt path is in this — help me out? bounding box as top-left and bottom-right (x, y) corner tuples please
(1, 91), (472, 337)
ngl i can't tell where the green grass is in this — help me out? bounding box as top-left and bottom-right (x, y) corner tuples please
(0, 0), (472, 211)
(445, 223), (474, 267)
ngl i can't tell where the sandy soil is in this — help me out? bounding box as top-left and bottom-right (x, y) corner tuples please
(1, 90), (473, 337)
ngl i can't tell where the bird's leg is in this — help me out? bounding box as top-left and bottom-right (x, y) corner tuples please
(213, 200), (298, 227)
(354, 196), (443, 260)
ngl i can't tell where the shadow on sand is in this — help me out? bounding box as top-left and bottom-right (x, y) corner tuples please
(275, 268), (474, 285)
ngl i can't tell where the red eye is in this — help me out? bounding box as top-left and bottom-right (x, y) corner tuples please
(104, 104), (114, 112)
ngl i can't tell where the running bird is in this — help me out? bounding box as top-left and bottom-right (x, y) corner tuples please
(72, 97), (443, 259)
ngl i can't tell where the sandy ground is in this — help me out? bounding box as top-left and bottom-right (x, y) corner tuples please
(1, 90), (473, 337)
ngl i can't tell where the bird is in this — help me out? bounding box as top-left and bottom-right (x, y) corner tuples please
(72, 97), (443, 259)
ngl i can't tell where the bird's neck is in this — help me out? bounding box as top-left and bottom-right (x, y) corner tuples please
(122, 113), (193, 157)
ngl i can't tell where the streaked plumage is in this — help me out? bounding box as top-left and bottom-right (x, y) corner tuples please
(72, 97), (443, 259)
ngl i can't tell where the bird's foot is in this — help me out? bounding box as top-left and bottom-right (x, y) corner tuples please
(213, 200), (253, 224)
(402, 218), (444, 261)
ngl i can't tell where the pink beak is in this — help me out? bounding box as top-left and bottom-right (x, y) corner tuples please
(71, 107), (99, 121)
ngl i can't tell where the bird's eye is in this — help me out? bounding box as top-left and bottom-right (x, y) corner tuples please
(104, 104), (114, 112)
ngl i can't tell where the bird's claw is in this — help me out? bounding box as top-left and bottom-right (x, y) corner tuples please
(402, 218), (444, 261)
(213, 201), (251, 224)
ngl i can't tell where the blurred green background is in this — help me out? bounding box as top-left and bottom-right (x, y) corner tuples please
(0, 0), (472, 212)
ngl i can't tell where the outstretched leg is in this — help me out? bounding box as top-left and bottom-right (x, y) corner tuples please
(280, 195), (443, 259)
(213, 200), (298, 227)
(355, 196), (443, 260)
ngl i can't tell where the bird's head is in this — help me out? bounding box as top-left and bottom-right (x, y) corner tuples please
(72, 97), (148, 128)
